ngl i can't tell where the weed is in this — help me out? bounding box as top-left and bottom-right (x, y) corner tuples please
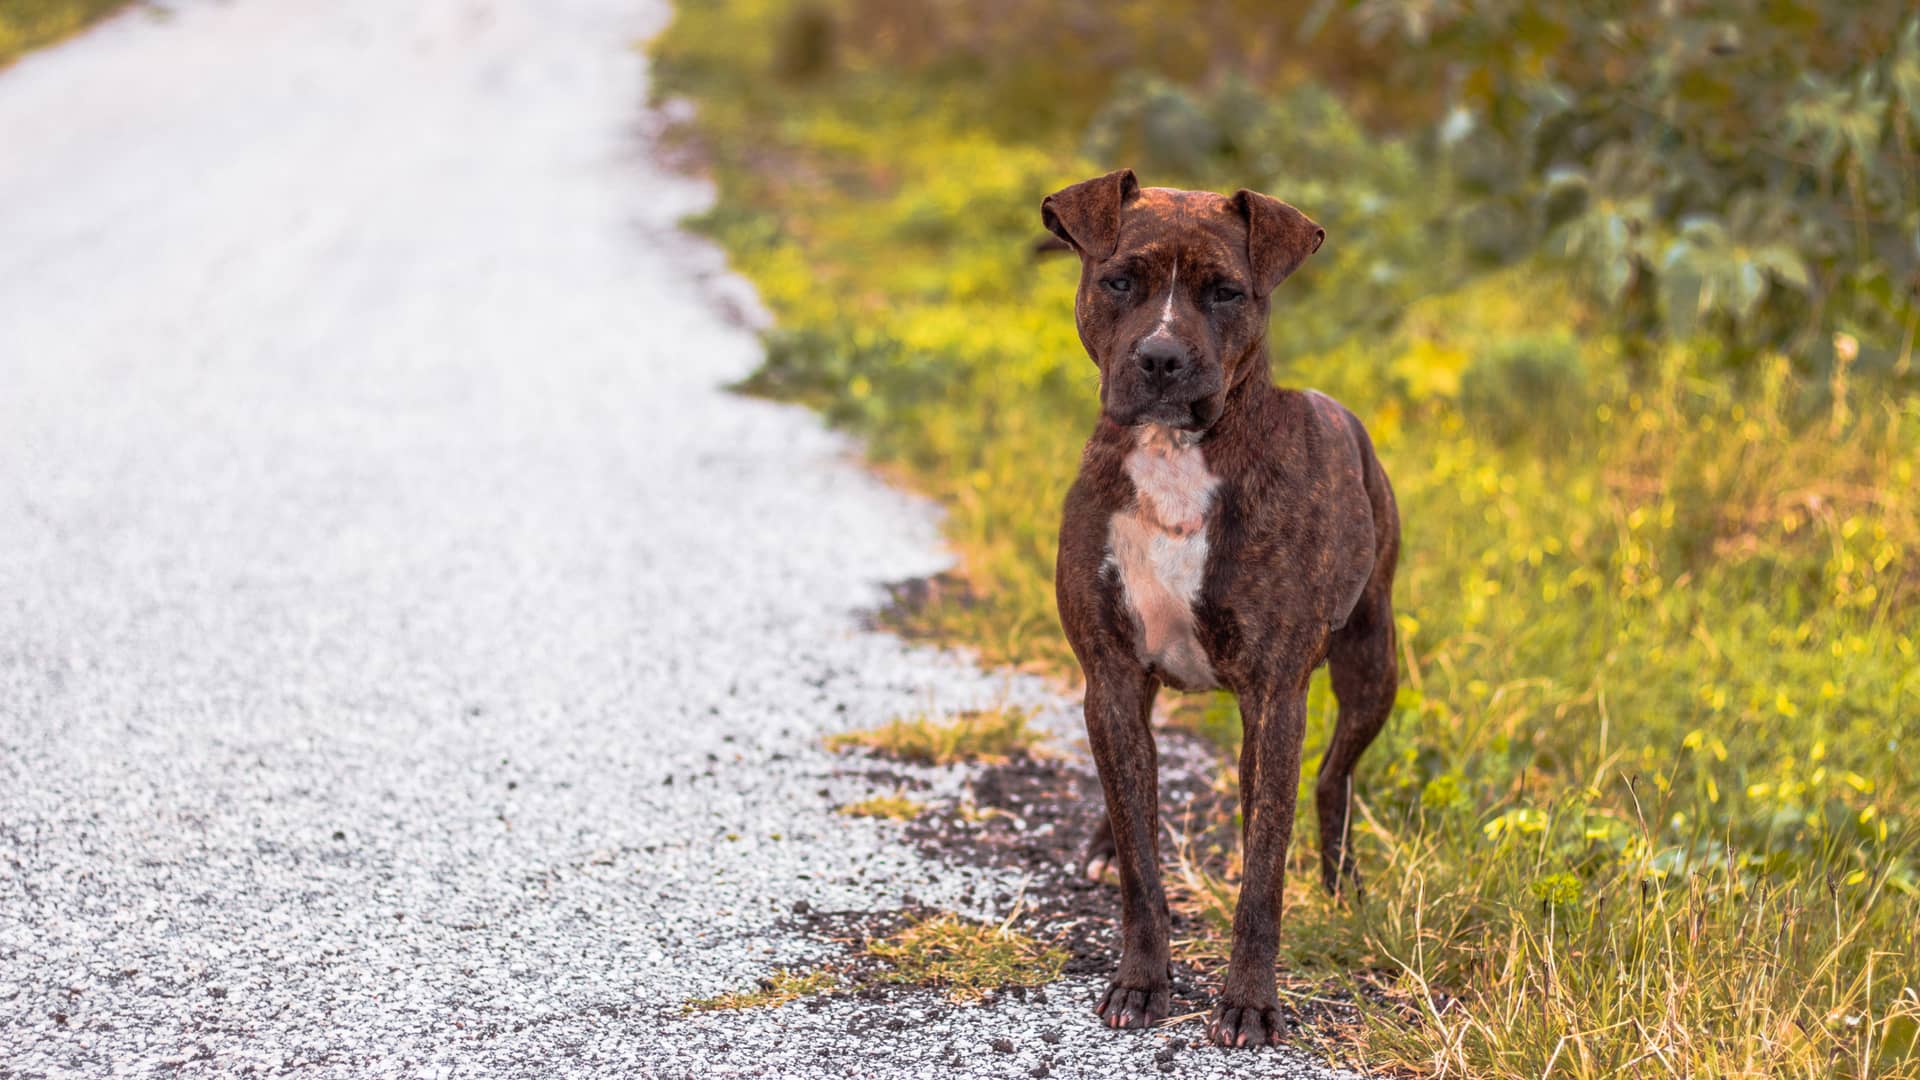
(838, 792), (926, 820)
(684, 912), (1065, 1012)
(0, 0), (130, 68)
(825, 707), (1047, 766)
(867, 912), (1067, 1003)
(684, 968), (838, 1012)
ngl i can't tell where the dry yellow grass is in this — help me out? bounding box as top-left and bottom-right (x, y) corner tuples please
(825, 706), (1047, 766)
(837, 792), (926, 820)
(683, 968), (838, 1012)
(867, 912), (1067, 1003)
(0, 0), (132, 68)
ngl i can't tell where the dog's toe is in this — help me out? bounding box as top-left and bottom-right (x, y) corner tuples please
(1207, 1001), (1283, 1048)
(1094, 980), (1168, 1029)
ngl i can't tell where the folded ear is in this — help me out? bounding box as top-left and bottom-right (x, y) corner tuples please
(1233, 189), (1324, 296)
(1040, 169), (1139, 262)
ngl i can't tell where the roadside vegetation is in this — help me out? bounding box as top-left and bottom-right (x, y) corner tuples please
(685, 968), (839, 1012)
(838, 792), (926, 821)
(868, 912), (1067, 1003)
(653, 1), (1920, 1075)
(0, 0), (131, 68)
(826, 706), (1048, 766)
(685, 914), (1064, 1013)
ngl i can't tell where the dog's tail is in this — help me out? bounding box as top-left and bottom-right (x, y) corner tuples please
(1032, 234), (1073, 258)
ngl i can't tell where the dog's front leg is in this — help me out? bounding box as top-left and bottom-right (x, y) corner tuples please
(1084, 659), (1167, 1029)
(1209, 673), (1309, 1047)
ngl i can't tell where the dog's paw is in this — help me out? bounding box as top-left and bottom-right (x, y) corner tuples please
(1093, 977), (1169, 1030)
(1080, 851), (1116, 885)
(1076, 820), (1118, 886)
(1206, 997), (1284, 1048)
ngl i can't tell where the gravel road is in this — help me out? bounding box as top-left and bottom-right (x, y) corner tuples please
(0, 3), (1359, 1076)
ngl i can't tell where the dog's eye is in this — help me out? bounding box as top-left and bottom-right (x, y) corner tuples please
(1211, 286), (1244, 304)
(1103, 277), (1132, 295)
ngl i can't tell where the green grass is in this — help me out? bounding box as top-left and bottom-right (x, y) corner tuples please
(0, 0), (133, 68)
(650, 3), (1920, 1075)
(1165, 789), (1920, 1075)
(825, 707), (1047, 766)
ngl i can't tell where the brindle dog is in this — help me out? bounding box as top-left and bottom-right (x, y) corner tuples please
(1043, 169), (1400, 1048)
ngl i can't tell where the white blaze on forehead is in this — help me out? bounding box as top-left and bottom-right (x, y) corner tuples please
(1151, 262), (1178, 335)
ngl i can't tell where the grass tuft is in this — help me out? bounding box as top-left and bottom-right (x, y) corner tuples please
(1164, 800), (1920, 1078)
(867, 912), (1067, 1002)
(683, 912), (1065, 1012)
(0, 0), (132, 69)
(825, 707), (1046, 766)
(684, 968), (838, 1012)
(838, 792), (926, 820)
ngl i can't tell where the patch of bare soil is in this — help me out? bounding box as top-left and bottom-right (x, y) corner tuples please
(799, 724), (1380, 1043)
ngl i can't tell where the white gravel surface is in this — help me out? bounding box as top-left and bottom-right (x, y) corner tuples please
(0, 2), (1359, 1076)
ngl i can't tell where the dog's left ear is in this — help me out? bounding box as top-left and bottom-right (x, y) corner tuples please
(1041, 169), (1139, 262)
(1233, 189), (1324, 296)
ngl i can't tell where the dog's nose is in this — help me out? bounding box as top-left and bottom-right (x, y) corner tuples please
(1135, 339), (1186, 383)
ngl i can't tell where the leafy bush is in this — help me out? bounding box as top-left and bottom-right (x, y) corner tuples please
(1336, 0), (1920, 365)
(1457, 333), (1591, 448)
(719, 0), (1920, 370)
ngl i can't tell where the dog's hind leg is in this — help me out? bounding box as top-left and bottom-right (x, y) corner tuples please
(1080, 810), (1117, 882)
(1317, 582), (1397, 899)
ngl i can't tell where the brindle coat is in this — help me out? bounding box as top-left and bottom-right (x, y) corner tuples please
(1042, 170), (1400, 1048)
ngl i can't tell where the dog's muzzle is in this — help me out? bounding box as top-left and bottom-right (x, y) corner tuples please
(1114, 340), (1222, 431)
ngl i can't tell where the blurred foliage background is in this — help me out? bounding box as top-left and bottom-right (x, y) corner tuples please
(652, 0), (1920, 1074)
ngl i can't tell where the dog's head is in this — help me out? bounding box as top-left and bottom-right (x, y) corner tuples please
(1041, 169), (1322, 433)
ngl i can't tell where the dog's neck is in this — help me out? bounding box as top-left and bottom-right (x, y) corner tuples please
(1183, 343), (1277, 451)
(1218, 342), (1276, 421)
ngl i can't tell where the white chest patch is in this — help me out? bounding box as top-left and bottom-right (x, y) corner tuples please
(1106, 425), (1220, 689)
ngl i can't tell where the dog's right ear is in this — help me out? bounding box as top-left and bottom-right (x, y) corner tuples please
(1233, 188), (1324, 296)
(1040, 169), (1138, 262)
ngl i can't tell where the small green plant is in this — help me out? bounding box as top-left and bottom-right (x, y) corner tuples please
(825, 707), (1046, 766)
(867, 912), (1066, 1002)
(838, 792), (925, 820)
(684, 968), (838, 1012)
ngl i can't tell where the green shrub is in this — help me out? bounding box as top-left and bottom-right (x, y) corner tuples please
(1457, 334), (1591, 448)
